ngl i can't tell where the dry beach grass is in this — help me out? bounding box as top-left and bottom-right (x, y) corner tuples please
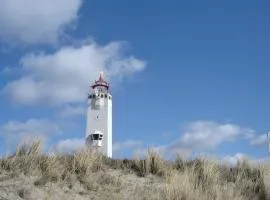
(0, 140), (267, 200)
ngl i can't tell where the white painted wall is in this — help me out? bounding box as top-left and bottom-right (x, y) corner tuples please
(85, 92), (112, 157)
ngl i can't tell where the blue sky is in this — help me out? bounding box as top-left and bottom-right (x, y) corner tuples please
(0, 0), (269, 163)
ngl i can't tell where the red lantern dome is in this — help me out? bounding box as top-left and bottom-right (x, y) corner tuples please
(91, 71), (109, 91)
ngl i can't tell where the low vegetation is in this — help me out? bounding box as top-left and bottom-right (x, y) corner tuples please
(0, 140), (267, 200)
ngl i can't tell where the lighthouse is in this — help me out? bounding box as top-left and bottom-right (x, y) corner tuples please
(85, 71), (112, 157)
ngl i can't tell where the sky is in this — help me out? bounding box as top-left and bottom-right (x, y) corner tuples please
(0, 0), (269, 164)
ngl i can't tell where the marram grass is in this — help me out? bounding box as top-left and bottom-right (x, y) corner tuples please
(0, 140), (267, 200)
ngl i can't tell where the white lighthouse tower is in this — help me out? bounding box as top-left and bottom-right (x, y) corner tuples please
(85, 71), (112, 158)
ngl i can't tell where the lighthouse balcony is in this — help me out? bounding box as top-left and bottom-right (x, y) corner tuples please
(88, 93), (112, 99)
(86, 132), (103, 147)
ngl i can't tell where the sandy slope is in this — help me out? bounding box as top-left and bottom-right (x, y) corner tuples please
(0, 170), (162, 200)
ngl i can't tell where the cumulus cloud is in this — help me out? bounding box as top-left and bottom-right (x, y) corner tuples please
(3, 41), (146, 106)
(222, 153), (250, 166)
(169, 121), (255, 153)
(113, 140), (144, 158)
(0, 0), (82, 44)
(113, 140), (143, 152)
(221, 153), (270, 166)
(0, 118), (62, 149)
(53, 138), (144, 157)
(55, 137), (85, 153)
(60, 105), (85, 117)
(133, 121), (256, 159)
(250, 134), (268, 146)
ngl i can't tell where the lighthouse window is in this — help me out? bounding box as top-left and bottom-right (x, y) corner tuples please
(105, 94), (107, 98)
(89, 95), (92, 99)
(91, 134), (103, 140)
(101, 94), (104, 98)
(91, 134), (99, 140)
(92, 94), (95, 98)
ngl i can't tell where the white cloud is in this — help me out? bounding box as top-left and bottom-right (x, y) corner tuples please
(54, 138), (144, 156)
(222, 153), (250, 166)
(131, 121), (256, 159)
(60, 105), (85, 117)
(112, 139), (144, 158)
(55, 137), (85, 153)
(113, 140), (143, 152)
(250, 134), (268, 146)
(0, 118), (62, 149)
(169, 121), (255, 153)
(221, 153), (270, 166)
(0, 0), (82, 44)
(3, 41), (146, 106)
